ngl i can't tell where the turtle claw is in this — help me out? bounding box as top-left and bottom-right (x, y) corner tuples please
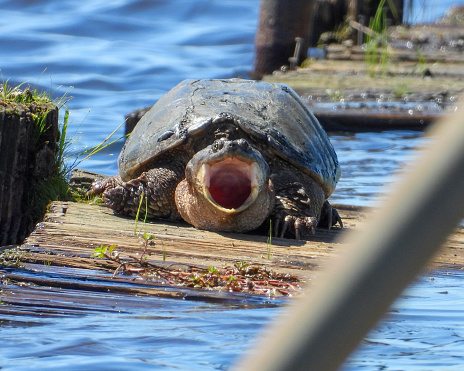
(87, 175), (123, 197)
(274, 214), (317, 240)
(280, 217), (290, 238)
(333, 209), (343, 229)
(318, 201), (343, 229)
(87, 174), (145, 215)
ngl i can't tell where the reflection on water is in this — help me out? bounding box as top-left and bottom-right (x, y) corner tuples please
(0, 0), (259, 176)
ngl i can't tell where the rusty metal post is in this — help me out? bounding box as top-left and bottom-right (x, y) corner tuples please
(233, 105), (464, 371)
(253, 0), (314, 78)
(288, 37), (305, 69)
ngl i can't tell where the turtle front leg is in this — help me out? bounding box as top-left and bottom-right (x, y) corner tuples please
(272, 187), (320, 239)
(88, 167), (182, 220)
(271, 171), (327, 239)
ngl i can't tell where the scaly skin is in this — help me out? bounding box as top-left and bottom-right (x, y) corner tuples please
(89, 153), (187, 220)
(271, 170), (324, 239)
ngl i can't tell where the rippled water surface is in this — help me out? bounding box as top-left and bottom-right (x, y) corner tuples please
(344, 271), (464, 370)
(2, 270), (464, 370)
(1, 0), (260, 177)
(329, 130), (430, 207)
(1, 0), (464, 369)
(1, 282), (282, 370)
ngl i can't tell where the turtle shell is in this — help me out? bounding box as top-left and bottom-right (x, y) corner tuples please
(119, 79), (340, 196)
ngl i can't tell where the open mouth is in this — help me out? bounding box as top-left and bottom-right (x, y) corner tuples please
(201, 158), (261, 210)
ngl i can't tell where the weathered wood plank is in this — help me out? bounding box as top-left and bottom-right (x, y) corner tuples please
(14, 201), (464, 298)
(20, 202), (357, 282)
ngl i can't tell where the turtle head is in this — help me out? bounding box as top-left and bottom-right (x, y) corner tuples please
(175, 138), (274, 232)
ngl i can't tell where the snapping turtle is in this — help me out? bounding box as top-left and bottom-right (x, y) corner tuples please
(89, 78), (341, 238)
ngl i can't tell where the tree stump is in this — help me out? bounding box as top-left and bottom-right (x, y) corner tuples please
(0, 90), (60, 246)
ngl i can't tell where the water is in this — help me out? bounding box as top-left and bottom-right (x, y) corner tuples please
(1, 0), (464, 369)
(330, 130), (429, 207)
(2, 270), (464, 370)
(0, 276), (281, 370)
(1, 0), (259, 177)
(344, 271), (464, 370)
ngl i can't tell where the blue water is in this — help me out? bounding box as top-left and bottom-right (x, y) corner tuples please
(344, 271), (464, 370)
(0, 283), (281, 370)
(1, 270), (464, 370)
(1, 0), (464, 369)
(1, 0), (259, 178)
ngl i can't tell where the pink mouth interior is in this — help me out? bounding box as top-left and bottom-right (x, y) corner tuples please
(209, 163), (252, 209)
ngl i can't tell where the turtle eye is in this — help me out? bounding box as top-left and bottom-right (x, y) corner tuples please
(213, 138), (224, 152)
(212, 140), (224, 152)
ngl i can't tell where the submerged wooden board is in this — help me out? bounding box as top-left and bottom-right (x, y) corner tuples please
(264, 58), (464, 132)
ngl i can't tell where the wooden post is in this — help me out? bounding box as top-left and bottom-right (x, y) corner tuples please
(253, 0), (314, 79)
(0, 91), (59, 246)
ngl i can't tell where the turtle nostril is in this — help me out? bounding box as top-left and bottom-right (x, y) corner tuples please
(237, 139), (249, 150)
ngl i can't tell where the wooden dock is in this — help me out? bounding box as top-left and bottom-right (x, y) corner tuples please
(3, 200), (462, 300)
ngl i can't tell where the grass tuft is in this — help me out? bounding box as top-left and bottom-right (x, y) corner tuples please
(364, 0), (399, 77)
